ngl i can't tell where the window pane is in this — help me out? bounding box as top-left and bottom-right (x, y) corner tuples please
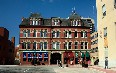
(75, 42), (78, 49)
(102, 4), (106, 16)
(81, 31), (83, 37)
(74, 31), (77, 37)
(84, 31), (87, 37)
(23, 30), (26, 37)
(33, 30), (36, 37)
(33, 42), (36, 49)
(52, 31), (55, 37)
(27, 42), (30, 49)
(40, 30), (43, 37)
(22, 42), (26, 49)
(64, 31), (67, 37)
(44, 42), (47, 49)
(57, 31), (59, 37)
(44, 30), (47, 37)
(40, 42), (43, 49)
(85, 42), (88, 49)
(52, 42), (55, 49)
(27, 30), (30, 37)
(69, 42), (71, 49)
(56, 42), (60, 49)
(81, 42), (83, 49)
(64, 42), (67, 49)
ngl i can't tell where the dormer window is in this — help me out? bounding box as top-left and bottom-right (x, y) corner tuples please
(38, 19), (42, 25)
(72, 20), (78, 26)
(35, 20), (38, 25)
(52, 19), (60, 25)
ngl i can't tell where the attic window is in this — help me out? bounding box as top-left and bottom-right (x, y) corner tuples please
(52, 19), (59, 25)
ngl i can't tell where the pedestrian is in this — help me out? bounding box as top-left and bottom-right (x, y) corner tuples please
(59, 60), (63, 68)
(105, 58), (108, 69)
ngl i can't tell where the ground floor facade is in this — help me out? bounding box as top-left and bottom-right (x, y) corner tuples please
(19, 50), (91, 65)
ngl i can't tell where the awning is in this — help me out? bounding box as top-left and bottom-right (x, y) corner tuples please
(68, 52), (74, 58)
(81, 52), (85, 58)
(75, 52), (78, 57)
(64, 52), (74, 58)
(85, 52), (90, 57)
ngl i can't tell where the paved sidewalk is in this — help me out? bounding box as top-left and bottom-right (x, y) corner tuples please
(69, 65), (116, 73)
(89, 66), (116, 73)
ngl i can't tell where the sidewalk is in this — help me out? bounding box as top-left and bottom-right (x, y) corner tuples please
(69, 65), (116, 73)
(89, 65), (116, 73)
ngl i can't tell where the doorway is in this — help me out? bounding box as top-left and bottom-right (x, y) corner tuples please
(50, 53), (61, 64)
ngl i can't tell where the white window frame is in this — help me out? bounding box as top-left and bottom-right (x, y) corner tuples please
(52, 42), (60, 49)
(85, 42), (88, 49)
(36, 20), (38, 25)
(75, 42), (78, 49)
(74, 31), (78, 38)
(23, 30), (27, 37)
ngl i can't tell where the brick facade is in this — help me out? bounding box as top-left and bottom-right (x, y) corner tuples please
(0, 27), (15, 65)
(19, 12), (92, 65)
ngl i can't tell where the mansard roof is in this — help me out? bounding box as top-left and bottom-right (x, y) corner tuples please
(29, 13), (42, 18)
(69, 13), (81, 19)
(20, 12), (92, 28)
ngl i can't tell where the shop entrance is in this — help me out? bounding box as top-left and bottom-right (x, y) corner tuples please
(50, 53), (61, 64)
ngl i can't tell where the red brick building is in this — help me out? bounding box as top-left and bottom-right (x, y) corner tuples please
(0, 27), (15, 65)
(19, 10), (92, 65)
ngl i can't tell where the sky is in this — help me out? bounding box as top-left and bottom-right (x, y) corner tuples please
(0, 0), (97, 46)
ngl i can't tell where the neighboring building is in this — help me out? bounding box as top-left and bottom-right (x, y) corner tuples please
(0, 27), (15, 65)
(96, 0), (116, 67)
(81, 17), (95, 34)
(15, 45), (20, 61)
(90, 31), (98, 65)
(19, 9), (92, 65)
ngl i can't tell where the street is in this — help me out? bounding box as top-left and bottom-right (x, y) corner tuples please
(0, 65), (107, 73)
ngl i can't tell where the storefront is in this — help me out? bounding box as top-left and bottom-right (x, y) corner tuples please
(64, 51), (74, 65)
(21, 51), (49, 65)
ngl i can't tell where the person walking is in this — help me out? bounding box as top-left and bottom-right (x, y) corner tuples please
(105, 58), (108, 69)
